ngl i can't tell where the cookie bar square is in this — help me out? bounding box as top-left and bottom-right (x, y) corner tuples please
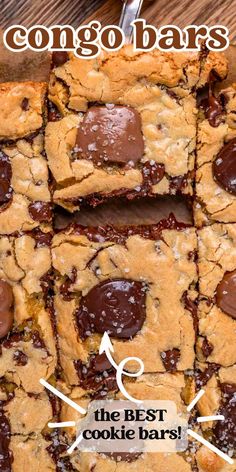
(0, 231), (56, 394)
(52, 215), (197, 389)
(195, 85), (236, 226)
(195, 363), (236, 469)
(0, 380), (57, 472)
(0, 82), (52, 234)
(45, 48), (227, 211)
(197, 223), (236, 367)
(55, 372), (195, 472)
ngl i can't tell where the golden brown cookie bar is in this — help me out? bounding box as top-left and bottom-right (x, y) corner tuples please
(195, 363), (236, 469)
(0, 231), (56, 394)
(46, 48), (227, 211)
(197, 224), (236, 367)
(195, 85), (236, 226)
(56, 372), (196, 471)
(52, 215), (197, 391)
(0, 82), (52, 234)
(0, 378), (57, 472)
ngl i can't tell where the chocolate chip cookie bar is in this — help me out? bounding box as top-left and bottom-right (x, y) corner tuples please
(52, 214), (197, 390)
(197, 223), (236, 367)
(45, 48), (227, 211)
(194, 363), (236, 471)
(0, 231), (56, 393)
(195, 85), (236, 227)
(0, 82), (52, 234)
(0, 378), (57, 472)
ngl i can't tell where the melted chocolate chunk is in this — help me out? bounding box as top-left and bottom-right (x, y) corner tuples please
(216, 270), (236, 319)
(0, 280), (14, 339)
(0, 410), (12, 472)
(182, 292), (198, 337)
(31, 228), (53, 248)
(75, 353), (117, 397)
(213, 138), (236, 195)
(52, 51), (69, 66)
(76, 279), (146, 340)
(161, 349), (180, 372)
(72, 214), (190, 245)
(21, 97), (29, 111)
(75, 105), (144, 166)
(0, 280), (13, 311)
(0, 151), (12, 206)
(214, 383), (236, 451)
(29, 201), (52, 222)
(201, 338), (214, 358)
(13, 349), (28, 366)
(48, 100), (62, 122)
(32, 330), (47, 350)
(60, 268), (77, 301)
(195, 364), (219, 390)
(142, 161), (165, 187)
(169, 174), (189, 193)
(200, 92), (223, 127)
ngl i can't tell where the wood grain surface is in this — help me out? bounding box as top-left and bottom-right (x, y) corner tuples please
(0, 0), (235, 226)
(1, 0), (236, 41)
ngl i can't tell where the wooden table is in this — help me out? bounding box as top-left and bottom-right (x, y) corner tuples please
(1, 0), (236, 42)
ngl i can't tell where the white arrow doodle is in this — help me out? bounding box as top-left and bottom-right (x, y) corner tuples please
(99, 331), (144, 404)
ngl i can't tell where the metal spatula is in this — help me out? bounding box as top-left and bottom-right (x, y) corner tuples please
(119, 0), (144, 43)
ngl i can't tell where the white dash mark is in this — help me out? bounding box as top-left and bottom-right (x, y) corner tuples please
(197, 415), (225, 423)
(40, 378), (87, 415)
(67, 432), (84, 455)
(187, 389), (205, 412)
(48, 421), (76, 428)
(187, 429), (234, 465)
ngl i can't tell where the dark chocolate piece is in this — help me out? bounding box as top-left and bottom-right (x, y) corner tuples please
(29, 201), (52, 222)
(0, 151), (12, 207)
(13, 349), (28, 366)
(213, 138), (236, 195)
(76, 105), (144, 166)
(195, 364), (219, 390)
(76, 279), (146, 340)
(214, 383), (236, 451)
(0, 280), (14, 339)
(21, 97), (29, 111)
(201, 338), (214, 358)
(52, 51), (69, 66)
(216, 270), (236, 319)
(0, 409), (12, 472)
(75, 353), (117, 397)
(161, 348), (180, 372)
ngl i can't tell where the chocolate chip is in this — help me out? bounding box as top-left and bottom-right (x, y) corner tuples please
(214, 383), (236, 451)
(142, 161), (165, 186)
(201, 338), (214, 358)
(216, 270), (236, 319)
(60, 268), (77, 301)
(161, 349), (180, 372)
(200, 92), (223, 127)
(75, 105), (144, 166)
(21, 97), (29, 111)
(0, 410), (12, 472)
(48, 100), (62, 122)
(76, 279), (146, 340)
(181, 292), (198, 338)
(0, 151), (12, 206)
(0, 280), (13, 312)
(75, 353), (117, 397)
(31, 228), (53, 248)
(29, 201), (52, 222)
(170, 174), (189, 193)
(195, 364), (219, 390)
(13, 350), (28, 366)
(213, 138), (236, 195)
(52, 51), (69, 66)
(31, 331), (47, 350)
(0, 280), (14, 339)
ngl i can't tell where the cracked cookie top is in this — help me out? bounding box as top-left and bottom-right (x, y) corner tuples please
(195, 85), (236, 226)
(52, 215), (197, 388)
